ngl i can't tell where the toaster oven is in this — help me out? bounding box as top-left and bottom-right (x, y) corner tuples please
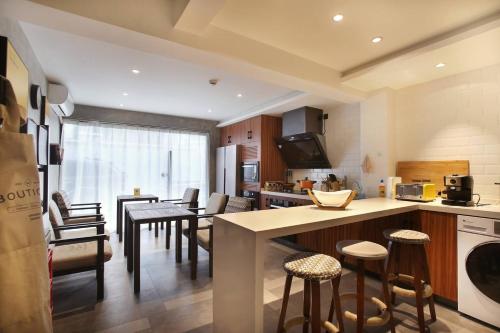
(395, 183), (436, 202)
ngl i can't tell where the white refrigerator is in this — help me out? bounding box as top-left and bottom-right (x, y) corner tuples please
(216, 145), (240, 196)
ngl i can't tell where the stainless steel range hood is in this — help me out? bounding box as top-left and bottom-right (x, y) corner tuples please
(276, 107), (331, 169)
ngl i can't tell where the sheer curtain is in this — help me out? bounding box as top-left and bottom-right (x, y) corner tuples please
(61, 120), (209, 231)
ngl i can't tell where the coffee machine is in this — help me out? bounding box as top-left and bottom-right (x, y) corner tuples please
(442, 175), (474, 206)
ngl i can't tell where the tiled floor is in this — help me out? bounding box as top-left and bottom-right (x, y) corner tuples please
(53, 226), (497, 333)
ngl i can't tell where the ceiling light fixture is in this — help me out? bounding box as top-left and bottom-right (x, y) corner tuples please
(237, 93), (243, 98)
(119, 104), (124, 107)
(208, 109), (212, 113)
(371, 36), (383, 44)
(332, 14), (343, 22)
(435, 62), (446, 68)
(131, 69), (140, 74)
(122, 92), (129, 96)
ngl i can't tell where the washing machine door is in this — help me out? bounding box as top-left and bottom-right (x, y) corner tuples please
(465, 241), (500, 304)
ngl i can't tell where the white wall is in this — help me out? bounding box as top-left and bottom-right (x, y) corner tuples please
(395, 63), (500, 203)
(291, 103), (361, 189)
(360, 90), (396, 197)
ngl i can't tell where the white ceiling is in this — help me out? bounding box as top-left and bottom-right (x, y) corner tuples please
(212, 0), (500, 71)
(6, 0), (500, 121)
(20, 22), (306, 122)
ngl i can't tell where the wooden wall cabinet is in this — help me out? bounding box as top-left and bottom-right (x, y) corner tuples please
(296, 210), (458, 303)
(219, 115), (287, 190)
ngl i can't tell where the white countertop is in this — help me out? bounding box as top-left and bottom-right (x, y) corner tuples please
(215, 197), (500, 238)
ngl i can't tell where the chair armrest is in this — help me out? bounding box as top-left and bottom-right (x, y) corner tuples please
(174, 201), (197, 205)
(67, 207), (100, 211)
(71, 202), (101, 207)
(53, 221), (106, 231)
(160, 198), (182, 202)
(196, 213), (215, 219)
(188, 207), (205, 212)
(63, 214), (103, 220)
(50, 233), (106, 246)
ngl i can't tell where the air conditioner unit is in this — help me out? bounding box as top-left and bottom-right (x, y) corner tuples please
(47, 83), (74, 117)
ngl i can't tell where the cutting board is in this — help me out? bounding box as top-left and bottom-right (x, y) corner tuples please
(396, 160), (470, 193)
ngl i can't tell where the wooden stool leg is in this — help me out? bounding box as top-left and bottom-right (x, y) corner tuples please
(413, 245), (426, 333)
(356, 259), (365, 333)
(391, 242), (401, 305)
(311, 280), (321, 333)
(161, 222), (164, 230)
(420, 245), (437, 322)
(303, 279), (311, 333)
(332, 276), (344, 333)
(276, 274), (293, 333)
(379, 261), (395, 333)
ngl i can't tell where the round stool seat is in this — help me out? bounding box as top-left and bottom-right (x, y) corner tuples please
(283, 252), (341, 280)
(336, 240), (388, 260)
(383, 229), (430, 244)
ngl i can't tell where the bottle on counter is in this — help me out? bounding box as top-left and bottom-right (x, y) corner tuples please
(378, 179), (386, 197)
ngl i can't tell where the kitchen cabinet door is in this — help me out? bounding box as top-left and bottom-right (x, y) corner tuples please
(220, 126), (228, 147)
(417, 211), (458, 302)
(244, 116), (261, 143)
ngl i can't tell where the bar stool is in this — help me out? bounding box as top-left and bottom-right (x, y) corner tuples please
(336, 240), (395, 333)
(276, 252), (343, 333)
(383, 229), (436, 333)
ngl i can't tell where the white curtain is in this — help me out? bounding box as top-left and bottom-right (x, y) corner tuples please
(61, 120), (209, 231)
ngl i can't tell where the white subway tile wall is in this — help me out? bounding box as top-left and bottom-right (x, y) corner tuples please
(395, 63), (500, 203)
(291, 104), (361, 190)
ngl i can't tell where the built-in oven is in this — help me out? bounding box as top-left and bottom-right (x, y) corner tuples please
(241, 161), (259, 183)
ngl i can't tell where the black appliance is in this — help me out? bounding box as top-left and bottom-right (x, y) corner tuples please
(276, 106), (331, 169)
(241, 190), (259, 210)
(442, 175), (474, 207)
(241, 161), (259, 182)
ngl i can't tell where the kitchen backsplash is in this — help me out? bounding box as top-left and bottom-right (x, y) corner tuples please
(289, 103), (362, 191)
(395, 62), (500, 203)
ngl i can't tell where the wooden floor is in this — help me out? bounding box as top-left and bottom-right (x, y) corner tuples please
(53, 226), (497, 333)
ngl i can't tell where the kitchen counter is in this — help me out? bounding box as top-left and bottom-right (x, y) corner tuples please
(212, 197), (500, 332)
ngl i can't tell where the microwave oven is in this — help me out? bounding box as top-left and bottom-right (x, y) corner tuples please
(241, 162), (259, 183)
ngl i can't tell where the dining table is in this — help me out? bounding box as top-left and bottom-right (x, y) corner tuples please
(116, 194), (159, 242)
(124, 202), (197, 293)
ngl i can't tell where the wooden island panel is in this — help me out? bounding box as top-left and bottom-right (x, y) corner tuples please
(296, 210), (458, 302)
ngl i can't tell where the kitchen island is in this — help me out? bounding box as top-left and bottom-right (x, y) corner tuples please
(212, 197), (500, 333)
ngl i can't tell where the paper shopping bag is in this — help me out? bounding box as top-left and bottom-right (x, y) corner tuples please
(0, 76), (53, 332)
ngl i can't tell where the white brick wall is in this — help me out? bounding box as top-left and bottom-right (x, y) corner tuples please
(290, 103), (361, 190)
(395, 63), (500, 203)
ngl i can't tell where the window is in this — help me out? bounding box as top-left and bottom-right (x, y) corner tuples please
(61, 120), (209, 230)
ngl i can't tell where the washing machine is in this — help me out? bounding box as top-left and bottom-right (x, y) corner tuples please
(457, 215), (500, 328)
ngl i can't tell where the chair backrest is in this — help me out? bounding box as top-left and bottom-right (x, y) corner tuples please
(52, 190), (71, 218)
(205, 192), (229, 215)
(224, 197), (253, 213)
(48, 200), (65, 238)
(181, 188), (199, 208)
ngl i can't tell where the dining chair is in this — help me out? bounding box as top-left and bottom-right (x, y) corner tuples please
(194, 196), (253, 277)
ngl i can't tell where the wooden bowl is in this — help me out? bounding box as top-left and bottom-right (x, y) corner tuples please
(307, 189), (356, 210)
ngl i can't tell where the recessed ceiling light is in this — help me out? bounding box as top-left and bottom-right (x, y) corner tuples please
(435, 62), (446, 68)
(237, 93), (243, 98)
(131, 69), (140, 74)
(332, 14), (343, 22)
(122, 92), (129, 96)
(119, 104), (124, 107)
(371, 36), (383, 44)
(208, 109), (212, 113)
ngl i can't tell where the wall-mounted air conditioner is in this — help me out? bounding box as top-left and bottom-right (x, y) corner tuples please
(47, 83), (74, 117)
